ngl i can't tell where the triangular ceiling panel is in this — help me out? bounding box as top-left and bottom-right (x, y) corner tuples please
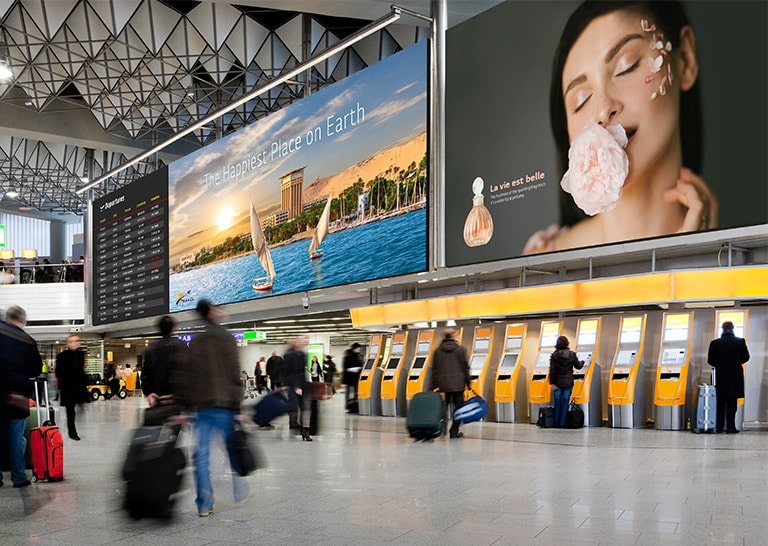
(187, 2), (240, 52)
(69, 2), (112, 58)
(88, 0), (141, 36)
(274, 14), (302, 61)
(243, 16), (270, 69)
(166, 18), (207, 71)
(28, 0), (78, 39)
(4, 6), (45, 62)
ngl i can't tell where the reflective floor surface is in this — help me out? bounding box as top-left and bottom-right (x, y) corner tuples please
(1, 393), (765, 545)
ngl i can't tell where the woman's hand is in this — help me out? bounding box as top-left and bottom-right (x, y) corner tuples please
(663, 167), (719, 232)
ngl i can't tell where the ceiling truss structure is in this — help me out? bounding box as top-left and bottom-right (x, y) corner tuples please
(0, 0), (422, 216)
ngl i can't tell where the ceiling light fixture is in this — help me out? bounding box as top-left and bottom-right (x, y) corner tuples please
(6, 187), (18, 198)
(0, 60), (12, 82)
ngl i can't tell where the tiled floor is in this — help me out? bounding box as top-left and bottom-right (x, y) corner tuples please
(1, 393), (765, 545)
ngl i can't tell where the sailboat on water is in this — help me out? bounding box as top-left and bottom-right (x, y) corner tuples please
(250, 198), (276, 291)
(308, 196), (332, 261)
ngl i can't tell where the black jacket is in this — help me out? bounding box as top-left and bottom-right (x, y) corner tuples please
(141, 336), (190, 399)
(342, 350), (363, 385)
(707, 332), (750, 399)
(55, 348), (88, 406)
(548, 349), (583, 389)
(0, 321), (43, 418)
(429, 338), (471, 393)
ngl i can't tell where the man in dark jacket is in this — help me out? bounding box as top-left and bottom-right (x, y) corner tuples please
(342, 342), (363, 412)
(55, 333), (88, 440)
(141, 315), (189, 408)
(429, 329), (471, 439)
(0, 306), (43, 488)
(708, 321), (750, 433)
(265, 351), (283, 390)
(186, 299), (247, 516)
(549, 336), (584, 428)
(283, 336), (313, 441)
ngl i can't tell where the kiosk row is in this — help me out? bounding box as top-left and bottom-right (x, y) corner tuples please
(355, 309), (749, 430)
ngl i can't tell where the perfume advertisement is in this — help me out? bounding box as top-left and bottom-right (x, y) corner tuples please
(168, 41), (428, 311)
(445, 1), (767, 267)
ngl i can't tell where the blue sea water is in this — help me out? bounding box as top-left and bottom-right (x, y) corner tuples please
(169, 207), (427, 311)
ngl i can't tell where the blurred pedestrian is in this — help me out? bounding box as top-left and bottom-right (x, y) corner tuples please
(186, 299), (248, 517)
(0, 305), (43, 488)
(342, 343), (363, 413)
(430, 328), (471, 439)
(283, 337), (314, 441)
(55, 333), (88, 441)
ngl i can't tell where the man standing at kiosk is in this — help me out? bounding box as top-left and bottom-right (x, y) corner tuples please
(707, 321), (750, 433)
(430, 329), (471, 439)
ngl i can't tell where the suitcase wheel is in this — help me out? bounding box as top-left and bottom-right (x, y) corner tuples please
(32, 474), (39, 482)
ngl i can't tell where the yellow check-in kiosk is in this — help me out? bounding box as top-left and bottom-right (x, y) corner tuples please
(713, 309), (748, 430)
(653, 312), (694, 430)
(358, 334), (387, 416)
(467, 325), (503, 411)
(405, 329), (437, 407)
(607, 315), (648, 428)
(493, 323), (528, 423)
(571, 317), (603, 427)
(528, 320), (563, 424)
(380, 331), (416, 417)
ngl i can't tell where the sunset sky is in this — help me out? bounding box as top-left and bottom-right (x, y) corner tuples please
(168, 40), (427, 265)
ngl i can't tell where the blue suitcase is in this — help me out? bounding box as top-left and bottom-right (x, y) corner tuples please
(454, 395), (489, 424)
(252, 390), (296, 427)
(692, 384), (717, 433)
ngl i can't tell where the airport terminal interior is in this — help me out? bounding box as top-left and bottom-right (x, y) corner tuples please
(0, 0), (767, 544)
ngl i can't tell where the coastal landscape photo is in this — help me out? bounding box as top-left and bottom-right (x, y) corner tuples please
(168, 41), (428, 311)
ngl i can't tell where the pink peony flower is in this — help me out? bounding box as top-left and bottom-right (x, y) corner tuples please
(560, 123), (629, 216)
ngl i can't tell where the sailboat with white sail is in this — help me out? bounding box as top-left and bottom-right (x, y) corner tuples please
(308, 196), (332, 260)
(250, 198), (276, 291)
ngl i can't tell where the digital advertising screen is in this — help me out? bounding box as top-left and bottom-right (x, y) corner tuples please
(168, 40), (428, 311)
(445, 1), (767, 267)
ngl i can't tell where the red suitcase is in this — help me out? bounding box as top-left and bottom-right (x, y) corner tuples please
(30, 378), (64, 482)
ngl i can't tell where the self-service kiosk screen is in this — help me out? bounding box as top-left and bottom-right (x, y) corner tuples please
(416, 340), (431, 354)
(497, 353), (519, 380)
(577, 331), (597, 346)
(533, 353), (550, 379)
(576, 352), (592, 367)
(469, 354), (486, 378)
(661, 348), (686, 365)
(506, 337), (522, 350)
(410, 356), (427, 371)
(363, 358), (375, 371)
(385, 357), (400, 370)
(535, 352), (550, 370)
(474, 338), (490, 351)
(615, 350), (636, 366)
(620, 329), (641, 344)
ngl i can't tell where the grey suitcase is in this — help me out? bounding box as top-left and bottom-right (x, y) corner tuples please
(692, 384), (716, 433)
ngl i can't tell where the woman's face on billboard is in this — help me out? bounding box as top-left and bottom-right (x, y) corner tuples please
(561, 8), (696, 185)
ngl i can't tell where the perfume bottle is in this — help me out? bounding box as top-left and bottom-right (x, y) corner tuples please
(463, 177), (494, 247)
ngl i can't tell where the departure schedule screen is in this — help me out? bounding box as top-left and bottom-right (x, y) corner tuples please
(92, 168), (170, 325)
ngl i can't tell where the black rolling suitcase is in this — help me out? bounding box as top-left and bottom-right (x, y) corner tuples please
(407, 391), (445, 441)
(123, 425), (185, 519)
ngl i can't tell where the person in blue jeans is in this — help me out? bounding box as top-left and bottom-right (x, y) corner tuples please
(186, 300), (249, 517)
(548, 336), (583, 427)
(0, 305), (43, 488)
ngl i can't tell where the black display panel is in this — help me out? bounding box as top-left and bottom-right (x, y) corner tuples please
(92, 167), (169, 325)
(446, 1), (767, 266)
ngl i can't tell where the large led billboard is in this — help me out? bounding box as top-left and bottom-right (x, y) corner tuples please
(167, 41), (428, 311)
(445, 1), (767, 267)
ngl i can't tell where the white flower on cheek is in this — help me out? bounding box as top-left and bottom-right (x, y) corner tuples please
(560, 123), (629, 216)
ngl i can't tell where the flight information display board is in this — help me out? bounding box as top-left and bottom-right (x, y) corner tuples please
(92, 168), (169, 325)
